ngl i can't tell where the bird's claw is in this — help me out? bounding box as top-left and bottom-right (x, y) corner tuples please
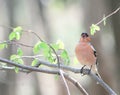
(80, 65), (86, 74)
(88, 69), (91, 74)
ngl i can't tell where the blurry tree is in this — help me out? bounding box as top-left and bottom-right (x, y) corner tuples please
(0, 0), (119, 95)
(0, 0), (16, 95)
(110, 0), (120, 92)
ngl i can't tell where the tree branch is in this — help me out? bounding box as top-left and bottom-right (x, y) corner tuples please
(89, 72), (117, 95)
(59, 69), (71, 95)
(0, 57), (88, 95)
(63, 72), (89, 95)
(95, 7), (120, 26)
(0, 57), (117, 95)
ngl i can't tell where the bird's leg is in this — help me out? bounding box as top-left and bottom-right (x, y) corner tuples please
(80, 65), (86, 73)
(88, 65), (92, 74)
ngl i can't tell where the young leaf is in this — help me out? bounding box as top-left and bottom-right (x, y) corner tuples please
(9, 26), (23, 40)
(40, 42), (49, 50)
(51, 43), (59, 51)
(9, 32), (16, 40)
(31, 59), (39, 66)
(17, 48), (23, 56)
(10, 54), (24, 73)
(90, 24), (100, 35)
(56, 40), (64, 49)
(43, 49), (55, 63)
(14, 59), (23, 73)
(10, 55), (23, 64)
(47, 55), (55, 63)
(60, 50), (70, 65)
(16, 32), (21, 40)
(33, 41), (41, 54)
(0, 43), (7, 50)
(33, 41), (49, 54)
(17, 58), (24, 64)
(13, 26), (22, 33)
(10, 54), (18, 61)
(14, 67), (19, 73)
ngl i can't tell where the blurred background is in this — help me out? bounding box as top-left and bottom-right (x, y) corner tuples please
(0, 0), (120, 95)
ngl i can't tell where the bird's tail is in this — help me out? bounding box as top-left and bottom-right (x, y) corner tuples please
(92, 64), (101, 79)
(92, 64), (101, 84)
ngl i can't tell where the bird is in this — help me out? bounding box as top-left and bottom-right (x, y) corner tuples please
(75, 32), (101, 78)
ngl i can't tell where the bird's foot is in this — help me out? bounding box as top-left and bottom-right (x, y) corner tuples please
(88, 69), (91, 74)
(88, 65), (92, 74)
(80, 65), (86, 74)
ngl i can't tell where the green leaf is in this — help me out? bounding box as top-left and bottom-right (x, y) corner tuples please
(10, 54), (24, 73)
(17, 48), (23, 56)
(33, 41), (56, 63)
(40, 42), (49, 50)
(9, 26), (23, 40)
(0, 43), (7, 50)
(13, 26), (22, 33)
(10, 55), (23, 64)
(51, 44), (59, 51)
(56, 40), (64, 49)
(14, 67), (19, 73)
(10, 54), (18, 61)
(90, 24), (100, 35)
(33, 41), (49, 54)
(60, 50), (70, 65)
(44, 49), (55, 63)
(43, 48), (51, 57)
(31, 59), (38, 66)
(47, 55), (55, 63)
(14, 58), (24, 73)
(9, 31), (16, 40)
(17, 58), (24, 64)
(33, 41), (41, 54)
(16, 32), (21, 40)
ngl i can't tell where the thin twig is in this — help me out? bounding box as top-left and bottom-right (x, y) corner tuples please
(12, 40), (34, 48)
(95, 7), (120, 25)
(24, 30), (44, 42)
(24, 30), (60, 67)
(0, 66), (15, 70)
(59, 69), (71, 95)
(64, 73), (89, 95)
(0, 40), (33, 48)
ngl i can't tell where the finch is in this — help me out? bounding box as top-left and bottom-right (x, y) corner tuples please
(75, 32), (101, 78)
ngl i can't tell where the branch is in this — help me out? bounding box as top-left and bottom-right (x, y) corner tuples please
(0, 58), (88, 95)
(89, 72), (117, 95)
(0, 66), (15, 70)
(95, 7), (120, 25)
(59, 70), (71, 95)
(0, 40), (33, 48)
(0, 57), (117, 95)
(63, 72), (89, 95)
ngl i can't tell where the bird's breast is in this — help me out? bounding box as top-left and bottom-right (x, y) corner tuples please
(75, 43), (96, 66)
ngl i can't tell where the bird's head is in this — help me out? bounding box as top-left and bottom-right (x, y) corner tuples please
(80, 33), (91, 42)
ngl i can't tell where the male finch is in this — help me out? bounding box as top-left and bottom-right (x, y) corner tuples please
(75, 33), (101, 78)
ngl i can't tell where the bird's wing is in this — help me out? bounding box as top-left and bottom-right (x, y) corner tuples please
(89, 43), (98, 65)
